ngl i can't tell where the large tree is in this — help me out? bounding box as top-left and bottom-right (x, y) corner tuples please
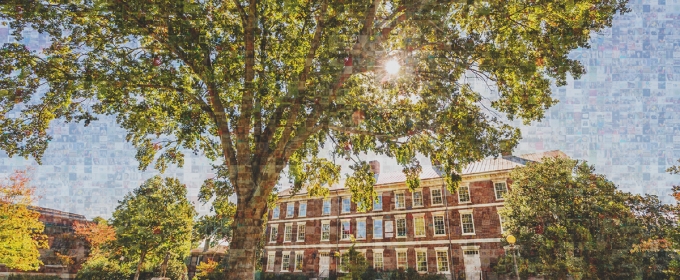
(110, 176), (196, 280)
(0, 0), (628, 278)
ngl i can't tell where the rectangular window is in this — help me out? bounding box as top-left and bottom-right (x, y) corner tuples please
(286, 203), (294, 217)
(373, 194), (382, 211)
(395, 193), (405, 209)
(461, 212), (475, 234)
(414, 216), (426, 237)
(498, 212), (506, 234)
(373, 252), (384, 270)
(321, 221), (330, 241)
(322, 199), (331, 215)
(416, 251), (428, 272)
(267, 253), (275, 271)
(281, 253), (290, 272)
(396, 217), (407, 237)
(357, 220), (366, 239)
(436, 250), (449, 272)
(431, 189), (443, 205)
(495, 182), (508, 200)
(373, 218), (383, 239)
(413, 191), (423, 207)
(295, 253), (303, 271)
(298, 202), (307, 217)
(342, 197), (351, 213)
(433, 215), (446, 236)
(338, 251), (346, 273)
(270, 226), (278, 243)
(397, 250), (408, 270)
(272, 205), (280, 219)
(297, 224), (305, 242)
(458, 185), (471, 203)
(284, 225), (293, 242)
(341, 220), (351, 240)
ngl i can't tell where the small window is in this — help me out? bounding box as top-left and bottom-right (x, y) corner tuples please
(281, 253), (290, 272)
(373, 252), (384, 270)
(397, 250), (408, 270)
(495, 182), (508, 200)
(322, 199), (331, 215)
(272, 205), (280, 219)
(295, 253), (303, 271)
(373, 194), (383, 211)
(414, 216), (426, 237)
(298, 202), (307, 217)
(373, 218), (383, 239)
(342, 197), (351, 213)
(431, 189), (443, 205)
(498, 211), (506, 234)
(461, 212), (475, 235)
(458, 185), (471, 203)
(341, 220), (351, 240)
(267, 253), (276, 271)
(396, 217), (407, 238)
(433, 215), (446, 236)
(436, 250), (449, 272)
(284, 225), (293, 242)
(321, 221), (330, 241)
(413, 191), (423, 207)
(286, 203), (295, 217)
(297, 224), (306, 241)
(416, 251), (428, 272)
(270, 226), (278, 243)
(357, 220), (366, 239)
(395, 193), (405, 209)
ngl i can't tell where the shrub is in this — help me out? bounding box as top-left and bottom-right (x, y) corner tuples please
(7, 275), (61, 280)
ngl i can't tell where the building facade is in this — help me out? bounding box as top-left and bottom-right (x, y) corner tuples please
(263, 151), (567, 279)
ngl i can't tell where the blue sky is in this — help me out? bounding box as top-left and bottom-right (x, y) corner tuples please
(1, 0), (679, 219)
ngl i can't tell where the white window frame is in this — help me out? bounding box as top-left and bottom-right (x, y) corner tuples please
(272, 205), (280, 219)
(435, 247), (450, 273)
(338, 250), (347, 273)
(413, 214), (426, 237)
(286, 203), (295, 218)
(281, 252), (291, 272)
(342, 197), (351, 213)
(497, 207), (506, 234)
(373, 217), (383, 239)
(297, 223), (306, 242)
(460, 209), (476, 235)
(269, 226), (278, 243)
(431, 188), (443, 205)
(395, 214), (407, 238)
(298, 201), (307, 217)
(294, 251), (303, 272)
(458, 184), (471, 204)
(412, 190), (424, 207)
(284, 223), (293, 242)
(356, 218), (367, 240)
(373, 193), (383, 211)
(341, 219), (352, 240)
(493, 180), (508, 200)
(373, 249), (384, 271)
(322, 199), (331, 215)
(396, 248), (408, 270)
(394, 191), (406, 209)
(321, 220), (331, 241)
(432, 212), (446, 236)
(416, 248), (428, 273)
(267, 252), (276, 272)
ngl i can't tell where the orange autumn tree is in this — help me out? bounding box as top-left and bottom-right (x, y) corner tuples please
(73, 217), (116, 258)
(0, 169), (48, 271)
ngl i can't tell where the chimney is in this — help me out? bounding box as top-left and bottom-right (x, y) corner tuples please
(500, 140), (513, 157)
(369, 160), (381, 175)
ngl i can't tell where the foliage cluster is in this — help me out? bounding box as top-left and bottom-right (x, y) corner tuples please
(6, 275), (60, 280)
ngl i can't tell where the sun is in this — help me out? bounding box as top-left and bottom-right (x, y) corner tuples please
(385, 59), (400, 75)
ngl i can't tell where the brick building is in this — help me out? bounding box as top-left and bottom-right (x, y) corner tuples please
(263, 151), (567, 279)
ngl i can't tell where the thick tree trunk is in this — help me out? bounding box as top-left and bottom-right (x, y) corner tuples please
(224, 194), (267, 280)
(134, 250), (146, 280)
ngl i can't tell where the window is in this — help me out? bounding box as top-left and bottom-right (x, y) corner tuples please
(414, 216), (426, 237)
(286, 203), (294, 217)
(416, 250), (428, 272)
(272, 205), (280, 219)
(281, 253), (290, 272)
(298, 202), (307, 217)
(321, 221), (330, 241)
(396, 249), (408, 270)
(294, 252), (303, 271)
(497, 208), (506, 234)
(396, 216), (407, 238)
(338, 251), (346, 272)
(341, 220), (351, 240)
(458, 185), (471, 203)
(373, 251), (384, 270)
(431, 189), (443, 205)
(322, 199), (331, 215)
(356, 219), (366, 239)
(395, 192), (405, 209)
(297, 224), (306, 242)
(433, 215), (446, 236)
(494, 182), (508, 200)
(373, 218), (383, 239)
(461, 211), (475, 235)
(267, 252), (275, 271)
(342, 197), (351, 213)
(373, 194), (382, 211)
(436, 249), (449, 272)
(413, 191), (423, 207)
(284, 224), (293, 242)
(270, 226), (278, 243)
